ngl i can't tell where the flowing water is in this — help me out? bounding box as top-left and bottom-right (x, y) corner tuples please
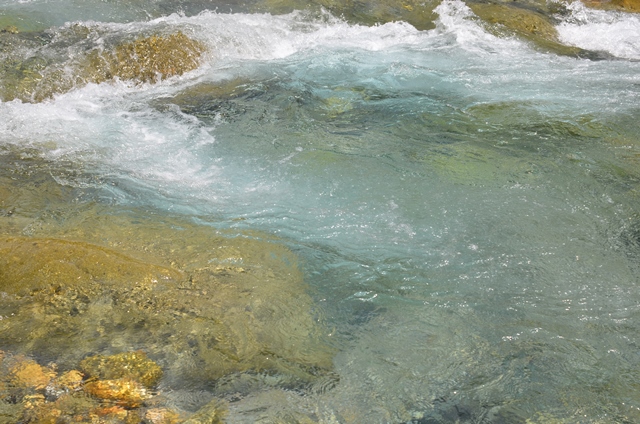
(1, 0), (640, 422)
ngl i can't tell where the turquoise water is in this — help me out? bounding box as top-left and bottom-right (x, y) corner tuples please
(1, 0), (640, 421)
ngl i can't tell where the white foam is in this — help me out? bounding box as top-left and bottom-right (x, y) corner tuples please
(0, 82), (225, 204)
(556, 1), (640, 60)
(433, 0), (531, 56)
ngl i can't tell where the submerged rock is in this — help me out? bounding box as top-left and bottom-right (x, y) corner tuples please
(7, 357), (56, 391)
(145, 407), (184, 424)
(182, 399), (226, 424)
(1, 26), (18, 34)
(80, 351), (163, 389)
(0, 349), (189, 422)
(83, 378), (149, 408)
(0, 236), (183, 295)
(55, 369), (85, 392)
(0, 153), (335, 397)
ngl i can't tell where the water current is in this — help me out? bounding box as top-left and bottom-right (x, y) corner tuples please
(1, 0), (640, 422)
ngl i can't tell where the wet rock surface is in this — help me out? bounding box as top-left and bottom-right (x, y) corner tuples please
(0, 150), (335, 422)
(582, 0), (640, 12)
(0, 350), (202, 423)
(0, 0), (629, 105)
(0, 29), (205, 102)
(80, 351), (164, 390)
(80, 31), (205, 85)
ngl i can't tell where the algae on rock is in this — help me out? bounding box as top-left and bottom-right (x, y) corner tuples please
(0, 30), (205, 102)
(312, 0), (442, 30)
(582, 0), (640, 12)
(0, 152), (335, 394)
(81, 31), (205, 85)
(467, 2), (602, 57)
(80, 351), (164, 389)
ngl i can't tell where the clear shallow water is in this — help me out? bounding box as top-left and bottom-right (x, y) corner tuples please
(1, 0), (640, 422)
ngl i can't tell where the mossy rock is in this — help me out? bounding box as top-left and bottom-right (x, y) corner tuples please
(582, 0), (640, 12)
(0, 157), (334, 391)
(182, 398), (226, 424)
(81, 31), (205, 85)
(415, 142), (540, 186)
(0, 30), (205, 102)
(0, 228), (333, 387)
(259, 0), (444, 33)
(468, 3), (559, 40)
(79, 351), (163, 389)
(312, 0), (442, 30)
(467, 2), (597, 57)
(0, 236), (182, 295)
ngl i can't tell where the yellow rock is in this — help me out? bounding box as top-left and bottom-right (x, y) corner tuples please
(0, 236), (183, 294)
(0, 30), (206, 103)
(183, 398), (226, 424)
(0, 157), (335, 392)
(1, 25), (18, 34)
(83, 378), (148, 408)
(582, 0), (640, 12)
(8, 357), (55, 390)
(92, 404), (129, 419)
(21, 394), (63, 424)
(56, 370), (85, 391)
(145, 407), (183, 424)
(468, 3), (559, 41)
(82, 31), (206, 85)
(80, 351), (163, 389)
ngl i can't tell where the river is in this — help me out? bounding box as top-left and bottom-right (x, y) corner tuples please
(1, 0), (639, 422)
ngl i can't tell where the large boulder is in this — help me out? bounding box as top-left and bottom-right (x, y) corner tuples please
(80, 31), (205, 85)
(0, 153), (335, 396)
(312, 0), (442, 30)
(0, 30), (205, 103)
(0, 227), (334, 387)
(582, 0), (640, 12)
(467, 2), (606, 57)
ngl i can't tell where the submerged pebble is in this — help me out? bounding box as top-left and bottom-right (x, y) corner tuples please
(0, 350), (221, 423)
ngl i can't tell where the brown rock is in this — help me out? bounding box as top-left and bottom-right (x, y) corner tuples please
(83, 378), (148, 408)
(467, 2), (595, 57)
(8, 357), (55, 390)
(0, 158), (335, 392)
(80, 351), (162, 389)
(0, 30), (206, 103)
(611, 0), (640, 11)
(313, 0), (441, 30)
(145, 407), (183, 424)
(183, 398), (226, 424)
(0, 236), (183, 294)
(82, 31), (206, 85)
(56, 370), (85, 391)
(93, 404), (129, 419)
(468, 3), (559, 41)
(582, 0), (640, 12)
